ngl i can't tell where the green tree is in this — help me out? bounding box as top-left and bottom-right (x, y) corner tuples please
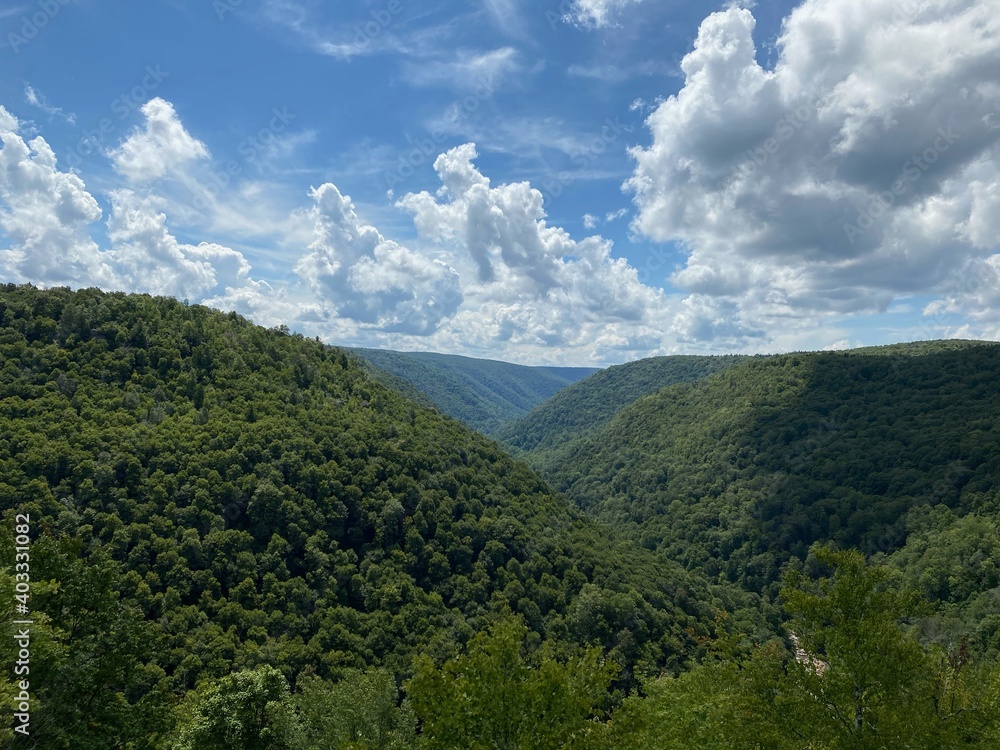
(172, 665), (305, 750)
(766, 546), (1000, 748)
(610, 658), (761, 750)
(0, 530), (170, 749)
(771, 546), (931, 746)
(407, 617), (617, 750)
(617, 548), (1000, 749)
(296, 668), (416, 749)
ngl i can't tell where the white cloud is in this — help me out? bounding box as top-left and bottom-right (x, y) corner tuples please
(626, 1), (1000, 338)
(433, 114), (614, 164)
(106, 190), (262, 300)
(0, 105), (270, 316)
(402, 47), (523, 90)
(567, 60), (672, 82)
(24, 85), (76, 124)
(1, 84), (890, 364)
(669, 295), (765, 344)
(0, 108), (115, 287)
(110, 98), (210, 182)
(294, 183), (463, 335)
(565, 0), (644, 29)
(483, 0), (528, 38)
(258, 0), (411, 60)
(582, 208), (627, 229)
(0, 106), (17, 132)
(395, 144), (680, 361)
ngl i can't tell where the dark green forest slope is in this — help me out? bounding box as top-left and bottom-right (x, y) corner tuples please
(349, 348), (596, 434)
(496, 354), (745, 454)
(0, 285), (725, 747)
(520, 344), (1000, 616)
(2, 287), (1000, 747)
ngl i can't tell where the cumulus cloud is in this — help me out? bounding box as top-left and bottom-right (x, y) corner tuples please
(626, 1), (1000, 337)
(107, 190), (263, 300)
(669, 295), (765, 345)
(110, 98), (210, 182)
(0, 107), (116, 286)
(396, 144), (676, 360)
(295, 183), (463, 335)
(0, 104), (269, 314)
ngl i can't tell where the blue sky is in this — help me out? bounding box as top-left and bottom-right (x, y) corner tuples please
(1, 0), (998, 365)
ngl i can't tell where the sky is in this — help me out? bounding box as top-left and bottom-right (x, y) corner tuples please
(0, 0), (998, 366)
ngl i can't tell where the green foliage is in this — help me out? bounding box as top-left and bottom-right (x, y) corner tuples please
(296, 668), (416, 749)
(172, 666), (305, 750)
(7, 284), (997, 747)
(616, 548), (1000, 749)
(497, 354), (744, 455)
(407, 616), (617, 750)
(0, 285), (716, 743)
(886, 507), (1000, 656)
(0, 529), (171, 749)
(350, 348), (595, 434)
(512, 344), (1000, 597)
(776, 546), (935, 747)
(609, 659), (756, 750)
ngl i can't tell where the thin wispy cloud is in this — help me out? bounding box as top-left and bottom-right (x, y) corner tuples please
(567, 60), (673, 83)
(402, 47), (524, 90)
(23, 85), (76, 124)
(564, 0), (646, 29)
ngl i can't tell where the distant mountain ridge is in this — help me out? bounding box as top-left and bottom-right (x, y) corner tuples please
(509, 341), (1000, 604)
(348, 347), (597, 434)
(496, 354), (747, 455)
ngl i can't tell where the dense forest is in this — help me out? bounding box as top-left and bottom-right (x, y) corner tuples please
(0, 285), (725, 747)
(504, 342), (1000, 648)
(2, 285), (1000, 747)
(495, 354), (746, 455)
(349, 348), (596, 434)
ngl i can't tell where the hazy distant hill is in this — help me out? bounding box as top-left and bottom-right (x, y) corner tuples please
(519, 341), (1000, 601)
(349, 348), (597, 434)
(496, 354), (746, 455)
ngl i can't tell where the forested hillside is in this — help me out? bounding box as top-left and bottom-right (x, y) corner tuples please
(520, 344), (1000, 614)
(3, 286), (1000, 748)
(349, 348), (596, 434)
(0, 285), (713, 747)
(496, 354), (745, 454)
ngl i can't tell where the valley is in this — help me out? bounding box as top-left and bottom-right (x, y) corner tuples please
(1, 285), (999, 747)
